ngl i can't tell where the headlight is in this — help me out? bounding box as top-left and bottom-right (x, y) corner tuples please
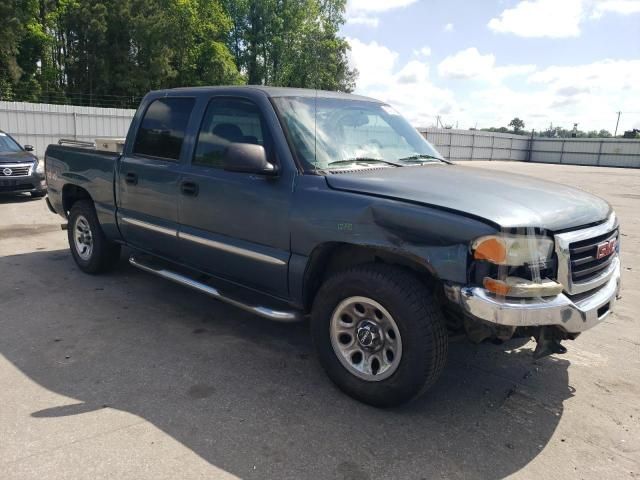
(35, 160), (44, 174)
(471, 234), (554, 266)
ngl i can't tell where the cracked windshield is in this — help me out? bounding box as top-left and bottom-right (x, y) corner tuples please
(273, 97), (444, 171)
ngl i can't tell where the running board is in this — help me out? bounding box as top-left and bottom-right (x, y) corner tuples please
(129, 256), (302, 322)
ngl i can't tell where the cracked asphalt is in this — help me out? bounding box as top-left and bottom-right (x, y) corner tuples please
(0, 161), (638, 479)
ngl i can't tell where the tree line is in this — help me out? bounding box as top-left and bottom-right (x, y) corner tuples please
(0, 0), (356, 108)
(479, 118), (615, 138)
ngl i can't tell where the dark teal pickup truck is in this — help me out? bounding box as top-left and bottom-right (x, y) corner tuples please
(45, 86), (621, 406)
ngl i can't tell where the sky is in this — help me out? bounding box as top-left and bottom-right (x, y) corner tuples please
(341, 0), (640, 133)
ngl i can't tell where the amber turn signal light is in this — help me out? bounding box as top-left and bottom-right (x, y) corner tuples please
(483, 277), (511, 296)
(473, 237), (507, 263)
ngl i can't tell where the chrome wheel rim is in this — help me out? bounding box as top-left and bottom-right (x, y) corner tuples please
(74, 215), (93, 261)
(330, 296), (402, 381)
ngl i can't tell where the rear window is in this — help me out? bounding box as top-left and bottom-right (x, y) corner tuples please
(133, 98), (195, 161)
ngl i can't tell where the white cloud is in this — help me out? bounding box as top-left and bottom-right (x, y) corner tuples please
(347, 15), (380, 27)
(443, 23), (454, 32)
(346, 0), (417, 27)
(437, 48), (536, 83)
(413, 46), (432, 57)
(348, 36), (640, 132)
(488, 0), (583, 37)
(591, 0), (640, 18)
(347, 38), (398, 88)
(347, 0), (418, 13)
(488, 0), (640, 38)
(469, 59), (640, 131)
(347, 38), (460, 127)
(438, 48), (496, 79)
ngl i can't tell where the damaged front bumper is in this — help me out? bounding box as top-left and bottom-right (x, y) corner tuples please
(447, 256), (621, 335)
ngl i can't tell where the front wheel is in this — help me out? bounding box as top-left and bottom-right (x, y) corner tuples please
(68, 200), (121, 274)
(311, 264), (448, 407)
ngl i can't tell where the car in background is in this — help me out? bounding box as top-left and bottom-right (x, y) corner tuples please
(0, 130), (47, 198)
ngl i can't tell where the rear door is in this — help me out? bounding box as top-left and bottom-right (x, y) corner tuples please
(117, 97), (195, 259)
(177, 95), (294, 298)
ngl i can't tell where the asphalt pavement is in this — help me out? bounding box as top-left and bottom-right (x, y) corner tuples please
(0, 161), (638, 479)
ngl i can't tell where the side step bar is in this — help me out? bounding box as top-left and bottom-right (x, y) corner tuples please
(129, 256), (302, 323)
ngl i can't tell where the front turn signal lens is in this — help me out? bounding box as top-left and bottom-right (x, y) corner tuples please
(483, 276), (564, 298)
(483, 277), (511, 296)
(473, 237), (507, 263)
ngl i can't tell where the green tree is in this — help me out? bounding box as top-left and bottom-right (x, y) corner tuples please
(0, 0), (34, 98)
(598, 129), (612, 138)
(508, 117), (525, 133)
(223, 0), (356, 91)
(0, 0), (355, 105)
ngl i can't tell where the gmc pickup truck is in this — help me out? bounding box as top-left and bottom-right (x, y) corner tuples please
(45, 86), (621, 407)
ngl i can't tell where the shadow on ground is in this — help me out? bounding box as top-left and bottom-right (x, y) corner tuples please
(0, 193), (42, 204)
(0, 249), (573, 479)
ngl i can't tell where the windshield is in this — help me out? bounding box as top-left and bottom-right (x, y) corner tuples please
(0, 133), (23, 153)
(272, 96), (444, 171)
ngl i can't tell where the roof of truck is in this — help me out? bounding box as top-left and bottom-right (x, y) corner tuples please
(158, 85), (379, 103)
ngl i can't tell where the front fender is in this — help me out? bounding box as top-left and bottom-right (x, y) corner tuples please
(289, 175), (497, 305)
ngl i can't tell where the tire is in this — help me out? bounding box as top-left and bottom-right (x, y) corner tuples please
(311, 263), (448, 407)
(67, 200), (121, 274)
(30, 191), (46, 198)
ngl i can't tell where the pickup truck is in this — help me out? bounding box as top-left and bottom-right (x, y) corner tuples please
(45, 86), (621, 407)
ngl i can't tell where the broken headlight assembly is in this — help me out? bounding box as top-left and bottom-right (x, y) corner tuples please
(470, 234), (563, 298)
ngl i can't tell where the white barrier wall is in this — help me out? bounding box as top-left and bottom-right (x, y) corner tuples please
(0, 102), (135, 157)
(421, 127), (640, 168)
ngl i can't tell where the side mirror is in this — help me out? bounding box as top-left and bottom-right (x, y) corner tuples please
(223, 143), (276, 175)
(24, 145), (34, 152)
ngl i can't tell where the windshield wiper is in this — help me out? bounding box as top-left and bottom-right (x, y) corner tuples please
(397, 154), (446, 163)
(327, 157), (403, 168)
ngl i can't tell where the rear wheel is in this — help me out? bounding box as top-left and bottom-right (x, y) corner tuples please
(311, 264), (448, 407)
(68, 200), (121, 274)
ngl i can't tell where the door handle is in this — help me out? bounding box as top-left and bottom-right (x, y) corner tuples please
(181, 180), (199, 197)
(124, 172), (138, 185)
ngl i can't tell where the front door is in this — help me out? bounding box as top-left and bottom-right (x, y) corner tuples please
(117, 96), (195, 259)
(177, 96), (293, 298)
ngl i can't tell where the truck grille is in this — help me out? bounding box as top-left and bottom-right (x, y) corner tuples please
(554, 214), (619, 296)
(0, 164), (32, 176)
(569, 229), (618, 283)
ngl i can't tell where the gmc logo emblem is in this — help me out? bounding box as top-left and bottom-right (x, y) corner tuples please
(596, 238), (617, 259)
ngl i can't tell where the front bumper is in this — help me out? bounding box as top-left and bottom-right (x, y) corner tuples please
(0, 172), (46, 193)
(451, 256), (620, 334)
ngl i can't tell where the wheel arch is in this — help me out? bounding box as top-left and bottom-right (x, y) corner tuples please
(62, 184), (93, 217)
(302, 242), (441, 312)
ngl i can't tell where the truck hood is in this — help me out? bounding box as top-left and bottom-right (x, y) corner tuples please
(325, 164), (611, 231)
(0, 151), (36, 164)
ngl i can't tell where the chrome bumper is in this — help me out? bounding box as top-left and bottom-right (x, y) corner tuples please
(454, 256), (620, 334)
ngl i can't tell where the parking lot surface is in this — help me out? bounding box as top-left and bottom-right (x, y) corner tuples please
(1, 161), (638, 480)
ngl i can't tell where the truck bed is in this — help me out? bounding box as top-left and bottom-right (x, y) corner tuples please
(45, 144), (121, 238)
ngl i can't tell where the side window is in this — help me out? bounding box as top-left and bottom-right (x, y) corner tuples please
(194, 98), (266, 168)
(133, 98), (195, 161)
